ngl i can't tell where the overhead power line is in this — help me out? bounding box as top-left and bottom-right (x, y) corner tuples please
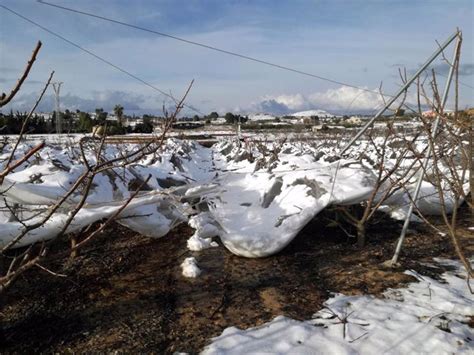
(37, 1), (474, 99)
(0, 4), (203, 115)
(38, 0), (474, 117)
(2, 2), (469, 118)
(434, 71), (474, 90)
(35, 0), (419, 98)
(38, 1), (474, 93)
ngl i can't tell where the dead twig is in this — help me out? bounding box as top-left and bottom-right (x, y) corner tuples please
(0, 41), (42, 107)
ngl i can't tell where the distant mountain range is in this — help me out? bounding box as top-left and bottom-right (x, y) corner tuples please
(247, 109), (336, 121)
(289, 109), (335, 118)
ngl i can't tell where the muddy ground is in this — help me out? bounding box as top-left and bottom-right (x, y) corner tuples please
(1, 207), (473, 353)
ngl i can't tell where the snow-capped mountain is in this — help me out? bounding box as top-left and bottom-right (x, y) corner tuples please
(290, 109), (334, 118)
(248, 113), (276, 121)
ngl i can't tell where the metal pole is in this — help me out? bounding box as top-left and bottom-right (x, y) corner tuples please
(390, 33), (462, 266)
(470, 109), (474, 211)
(52, 81), (63, 134)
(340, 30), (460, 155)
(237, 116), (241, 140)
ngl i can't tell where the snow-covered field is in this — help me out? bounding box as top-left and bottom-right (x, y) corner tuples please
(1, 134), (472, 353)
(0, 134), (467, 259)
(203, 258), (473, 354)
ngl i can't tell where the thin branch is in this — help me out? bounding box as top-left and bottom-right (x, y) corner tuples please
(71, 174), (152, 251)
(0, 41), (42, 107)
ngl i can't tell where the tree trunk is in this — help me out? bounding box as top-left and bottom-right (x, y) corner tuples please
(70, 235), (78, 258)
(356, 222), (366, 248)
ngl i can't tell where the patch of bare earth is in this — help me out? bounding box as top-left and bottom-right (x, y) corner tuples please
(1, 206), (472, 353)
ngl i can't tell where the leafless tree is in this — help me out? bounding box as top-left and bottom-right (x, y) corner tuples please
(0, 41), (194, 293)
(412, 43), (473, 281)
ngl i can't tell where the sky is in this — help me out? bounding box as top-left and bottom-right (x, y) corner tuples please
(0, 0), (473, 116)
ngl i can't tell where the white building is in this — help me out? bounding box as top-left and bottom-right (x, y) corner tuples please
(345, 116), (362, 125)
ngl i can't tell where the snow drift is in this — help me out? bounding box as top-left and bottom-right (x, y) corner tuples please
(0, 136), (468, 257)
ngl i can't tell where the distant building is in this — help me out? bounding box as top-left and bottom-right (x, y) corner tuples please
(422, 109), (454, 118)
(210, 117), (227, 124)
(37, 112), (54, 122)
(124, 117), (142, 128)
(345, 116), (362, 125)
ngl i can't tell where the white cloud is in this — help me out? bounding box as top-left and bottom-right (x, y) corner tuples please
(308, 86), (383, 112)
(267, 93), (309, 111)
(247, 86), (420, 115)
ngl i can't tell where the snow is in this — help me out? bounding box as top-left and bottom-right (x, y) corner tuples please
(0, 139), (212, 248)
(202, 159), (372, 257)
(211, 117), (227, 124)
(202, 259), (474, 354)
(290, 109), (334, 118)
(187, 213), (220, 251)
(187, 233), (219, 251)
(0, 135), (469, 258)
(181, 257), (202, 278)
(2, 136), (471, 352)
(248, 113), (276, 121)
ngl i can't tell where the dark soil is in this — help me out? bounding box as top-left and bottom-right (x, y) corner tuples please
(1, 207), (473, 353)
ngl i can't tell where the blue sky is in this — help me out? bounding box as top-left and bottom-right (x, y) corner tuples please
(0, 0), (473, 115)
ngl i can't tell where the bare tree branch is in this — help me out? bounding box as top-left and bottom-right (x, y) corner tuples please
(0, 41), (42, 107)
